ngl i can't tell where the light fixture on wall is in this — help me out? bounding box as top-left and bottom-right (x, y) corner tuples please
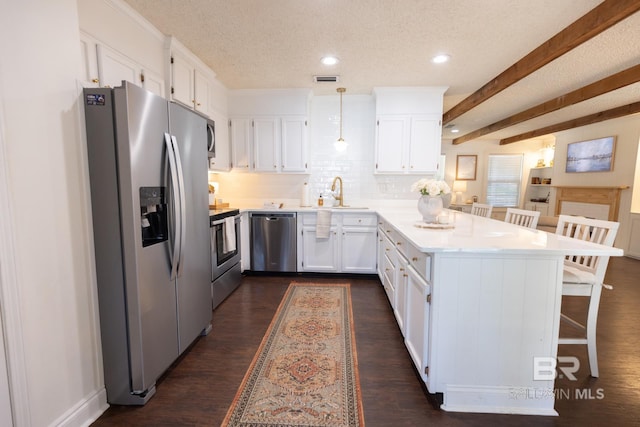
(452, 180), (467, 204)
(335, 87), (348, 152)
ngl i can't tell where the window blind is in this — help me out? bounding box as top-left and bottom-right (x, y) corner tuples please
(486, 154), (523, 207)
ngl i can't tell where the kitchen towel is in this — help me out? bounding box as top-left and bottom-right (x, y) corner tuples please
(316, 209), (331, 239)
(223, 216), (236, 253)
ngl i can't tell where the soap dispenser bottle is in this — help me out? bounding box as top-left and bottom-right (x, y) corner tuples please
(318, 194), (324, 207)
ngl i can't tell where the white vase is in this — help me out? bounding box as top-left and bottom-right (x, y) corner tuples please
(417, 195), (444, 223)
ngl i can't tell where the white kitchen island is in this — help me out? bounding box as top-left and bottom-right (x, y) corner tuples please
(376, 208), (623, 416)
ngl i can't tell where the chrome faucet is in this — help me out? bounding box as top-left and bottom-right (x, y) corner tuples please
(331, 176), (345, 207)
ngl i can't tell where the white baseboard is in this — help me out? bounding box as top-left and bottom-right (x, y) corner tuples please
(441, 384), (559, 416)
(52, 387), (109, 427)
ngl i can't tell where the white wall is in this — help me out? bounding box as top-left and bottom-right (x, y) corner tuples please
(549, 114), (640, 252)
(1, 0), (106, 425)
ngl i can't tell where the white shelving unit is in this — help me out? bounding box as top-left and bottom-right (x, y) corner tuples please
(524, 166), (553, 216)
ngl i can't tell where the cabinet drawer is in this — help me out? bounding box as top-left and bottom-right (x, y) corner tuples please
(407, 245), (431, 283)
(343, 214), (377, 227)
(394, 233), (409, 259)
(301, 212), (339, 226)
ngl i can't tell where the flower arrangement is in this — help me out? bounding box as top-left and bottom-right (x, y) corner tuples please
(411, 179), (451, 196)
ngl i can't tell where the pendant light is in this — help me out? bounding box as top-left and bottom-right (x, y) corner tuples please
(334, 87), (348, 152)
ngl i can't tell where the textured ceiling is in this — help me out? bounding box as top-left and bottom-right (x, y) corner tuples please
(122, 0), (640, 142)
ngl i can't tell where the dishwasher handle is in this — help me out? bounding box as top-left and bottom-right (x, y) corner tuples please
(250, 212), (296, 219)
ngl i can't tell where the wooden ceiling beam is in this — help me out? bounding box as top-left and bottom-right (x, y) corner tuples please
(452, 63), (640, 145)
(499, 101), (640, 145)
(442, 0), (640, 125)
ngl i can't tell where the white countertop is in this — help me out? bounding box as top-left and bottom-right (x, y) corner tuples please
(230, 200), (623, 257)
(377, 207), (624, 256)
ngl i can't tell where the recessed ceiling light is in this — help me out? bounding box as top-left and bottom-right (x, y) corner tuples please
(451, 129), (459, 133)
(321, 56), (339, 66)
(432, 54), (450, 64)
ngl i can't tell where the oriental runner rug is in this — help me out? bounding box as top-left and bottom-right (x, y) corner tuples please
(221, 283), (365, 427)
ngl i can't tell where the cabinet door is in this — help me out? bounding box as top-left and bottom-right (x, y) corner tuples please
(281, 116), (307, 172)
(395, 255), (409, 336)
(97, 44), (141, 88)
(229, 118), (251, 170)
(171, 52), (195, 108)
(142, 68), (165, 98)
(377, 227), (384, 280)
(79, 34), (99, 87)
(375, 116), (409, 173)
(408, 116), (441, 173)
(405, 265), (431, 382)
(342, 227), (378, 273)
(194, 68), (211, 116)
(301, 226), (340, 272)
(253, 118), (279, 172)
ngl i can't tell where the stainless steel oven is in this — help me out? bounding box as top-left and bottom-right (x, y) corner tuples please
(210, 209), (242, 309)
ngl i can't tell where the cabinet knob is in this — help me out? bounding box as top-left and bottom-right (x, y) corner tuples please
(91, 78), (99, 83)
(396, 242), (402, 245)
(403, 274), (408, 277)
(412, 257), (418, 262)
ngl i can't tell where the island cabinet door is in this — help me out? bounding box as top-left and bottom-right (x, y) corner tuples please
(404, 264), (431, 383)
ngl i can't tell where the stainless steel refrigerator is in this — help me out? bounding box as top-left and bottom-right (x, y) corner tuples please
(83, 82), (211, 405)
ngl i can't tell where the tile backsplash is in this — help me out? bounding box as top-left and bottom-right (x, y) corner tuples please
(213, 94), (432, 206)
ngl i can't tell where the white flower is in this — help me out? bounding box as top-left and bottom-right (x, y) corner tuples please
(411, 179), (451, 196)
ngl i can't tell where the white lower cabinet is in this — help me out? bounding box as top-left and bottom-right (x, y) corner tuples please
(300, 225), (340, 272)
(378, 215), (432, 382)
(298, 212), (377, 273)
(395, 255), (409, 336)
(404, 264), (431, 383)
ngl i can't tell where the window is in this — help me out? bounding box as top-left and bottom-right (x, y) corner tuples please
(486, 154), (523, 207)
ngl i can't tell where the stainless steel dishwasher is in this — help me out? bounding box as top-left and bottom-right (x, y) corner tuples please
(250, 212), (297, 272)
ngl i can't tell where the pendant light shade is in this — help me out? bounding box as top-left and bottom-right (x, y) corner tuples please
(334, 87), (347, 152)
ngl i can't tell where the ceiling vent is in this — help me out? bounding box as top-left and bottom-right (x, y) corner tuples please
(313, 75), (340, 83)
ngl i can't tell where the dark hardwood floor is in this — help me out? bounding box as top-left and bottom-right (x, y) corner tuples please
(92, 256), (640, 426)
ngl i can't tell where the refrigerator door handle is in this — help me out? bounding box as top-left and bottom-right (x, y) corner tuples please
(171, 135), (187, 277)
(164, 132), (181, 280)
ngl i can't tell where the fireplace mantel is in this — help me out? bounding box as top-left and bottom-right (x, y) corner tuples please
(553, 186), (629, 221)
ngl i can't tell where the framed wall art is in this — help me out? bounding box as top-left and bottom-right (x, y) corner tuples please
(456, 155), (477, 180)
(565, 136), (616, 173)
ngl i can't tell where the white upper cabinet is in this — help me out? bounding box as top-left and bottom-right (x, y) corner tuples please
(97, 44), (142, 88)
(166, 37), (215, 117)
(228, 90), (310, 173)
(280, 116), (308, 172)
(373, 87), (447, 175)
(253, 117), (279, 172)
(79, 32), (164, 97)
(229, 118), (252, 170)
(79, 33), (99, 87)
